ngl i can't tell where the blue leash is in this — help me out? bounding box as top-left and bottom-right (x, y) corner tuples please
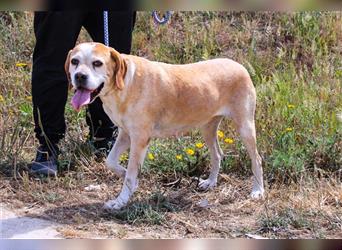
(103, 11), (109, 46)
(103, 11), (172, 46)
(152, 11), (172, 25)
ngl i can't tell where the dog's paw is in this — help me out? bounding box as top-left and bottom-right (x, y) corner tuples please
(198, 178), (217, 191)
(103, 199), (126, 211)
(106, 163), (126, 178)
(250, 189), (264, 200)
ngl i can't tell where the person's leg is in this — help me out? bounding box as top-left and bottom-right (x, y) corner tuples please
(83, 11), (136, 152)
(31, 11), (85, 175)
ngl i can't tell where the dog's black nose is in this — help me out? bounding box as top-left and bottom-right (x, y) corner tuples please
(75, 72), (88, 86)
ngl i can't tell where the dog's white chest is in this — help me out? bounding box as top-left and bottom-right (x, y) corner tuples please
(102, 101), (124, 128)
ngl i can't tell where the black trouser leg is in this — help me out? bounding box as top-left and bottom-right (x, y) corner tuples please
(32, 11), (85, 145)
(32, 11), (135, 146)
(83, 11), (136, 139)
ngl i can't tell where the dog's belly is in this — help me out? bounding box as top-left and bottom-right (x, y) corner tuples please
(151, 118), (212, 138)
(152, 125), (194, 138)
(150, 104), (231, 138)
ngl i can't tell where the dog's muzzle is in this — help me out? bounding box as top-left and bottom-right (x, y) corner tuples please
(74, 72), (88, 87)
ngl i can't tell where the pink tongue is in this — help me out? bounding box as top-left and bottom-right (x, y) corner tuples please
(71, 89), (92, 112)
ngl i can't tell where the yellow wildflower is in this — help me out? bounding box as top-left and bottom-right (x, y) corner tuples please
(217, 130), (224, 138)
(287, 104), (295, 109)
(195, 142), (204, 149)
(224, 138), (234, 144)
(119, 153), (128, 162)
(286, 127), (293, 132)
(26, 96), (32, 101)
(176, 154), (183, 160)
(0, 95), (4, 103)
(186, 148), (195, 156)
(148, 153), (155, 160)
(16, 63), (28, 67)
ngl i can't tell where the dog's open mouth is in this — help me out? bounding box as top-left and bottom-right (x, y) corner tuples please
(71, 83), (104, 112)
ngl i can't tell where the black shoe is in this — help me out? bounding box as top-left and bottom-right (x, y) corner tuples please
(29, 144), (59, 177)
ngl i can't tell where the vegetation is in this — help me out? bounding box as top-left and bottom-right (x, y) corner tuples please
(0, 11), (341, 238)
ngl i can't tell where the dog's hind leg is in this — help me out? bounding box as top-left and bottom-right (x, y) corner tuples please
(106, 128), (130, 178)
(104, 134), (150, 211)
(198, 116), (223, 190)
(232, 107), (264, 199)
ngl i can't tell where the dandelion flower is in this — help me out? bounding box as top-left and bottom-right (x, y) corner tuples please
(224, 138), (234, 144)
(217, 130), (224, 138)
(16, 63), (28, 67)
(186, 148), (195, 156)
(0, 95), (4, 103)
(195, 142), (204, 149)
(287, 104), (295, 109)
(148, 153), (155, 160)
(286, 127), (293, 132)
(176, 154), (183, 160)
(26, 96), (32, 101)
(119, 153), (128, 162)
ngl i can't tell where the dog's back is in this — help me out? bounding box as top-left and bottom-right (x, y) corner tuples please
(121, 56), (256, 137)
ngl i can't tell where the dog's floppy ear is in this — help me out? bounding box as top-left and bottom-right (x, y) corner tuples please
(64, 50), (72, 89)
(110, 48), (127, 90)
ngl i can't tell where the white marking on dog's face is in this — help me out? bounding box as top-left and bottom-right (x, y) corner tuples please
(68, 43), (108, 91)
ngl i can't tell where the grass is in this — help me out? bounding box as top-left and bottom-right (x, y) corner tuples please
(259, 208), (311, 233)
(106, 191), (185, 225)
(0, 11), (341, 238)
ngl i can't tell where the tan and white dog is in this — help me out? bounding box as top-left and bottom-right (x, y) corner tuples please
(65, 42), (264, 211)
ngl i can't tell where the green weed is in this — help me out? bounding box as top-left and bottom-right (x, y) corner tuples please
(0, 11), (341, 181)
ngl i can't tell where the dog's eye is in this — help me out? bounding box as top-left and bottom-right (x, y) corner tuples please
(71, 59), (79, 65)
(93, 60), (103, 67)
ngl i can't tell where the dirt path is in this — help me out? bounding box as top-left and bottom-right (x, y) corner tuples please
(1, 173), (341, 239)
(1, 204), (62, 239)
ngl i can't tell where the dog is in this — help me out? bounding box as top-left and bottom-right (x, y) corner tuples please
(65, 42), (264, 211)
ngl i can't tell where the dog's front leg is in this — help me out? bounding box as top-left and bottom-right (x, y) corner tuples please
(104, 135), (150, 211)
(106, 128), (130, 178)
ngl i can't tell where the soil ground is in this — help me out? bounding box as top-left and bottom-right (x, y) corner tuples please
(1, 168), (341, 239)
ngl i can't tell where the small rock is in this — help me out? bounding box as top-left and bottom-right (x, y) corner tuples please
(84, 184), (101, 191)
(245, 233), (268, 239)
(197, 199), (209, 208)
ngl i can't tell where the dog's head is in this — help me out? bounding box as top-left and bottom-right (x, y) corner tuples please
(65, 42), (127, 112)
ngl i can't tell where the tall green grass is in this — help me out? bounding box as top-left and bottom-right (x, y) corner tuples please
(133, 12), (342, 179)
(0, 11), (341, 181)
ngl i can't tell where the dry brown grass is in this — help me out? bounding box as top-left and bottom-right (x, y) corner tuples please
(1, 162), (341, 238)
(0, 11), (341, 239)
